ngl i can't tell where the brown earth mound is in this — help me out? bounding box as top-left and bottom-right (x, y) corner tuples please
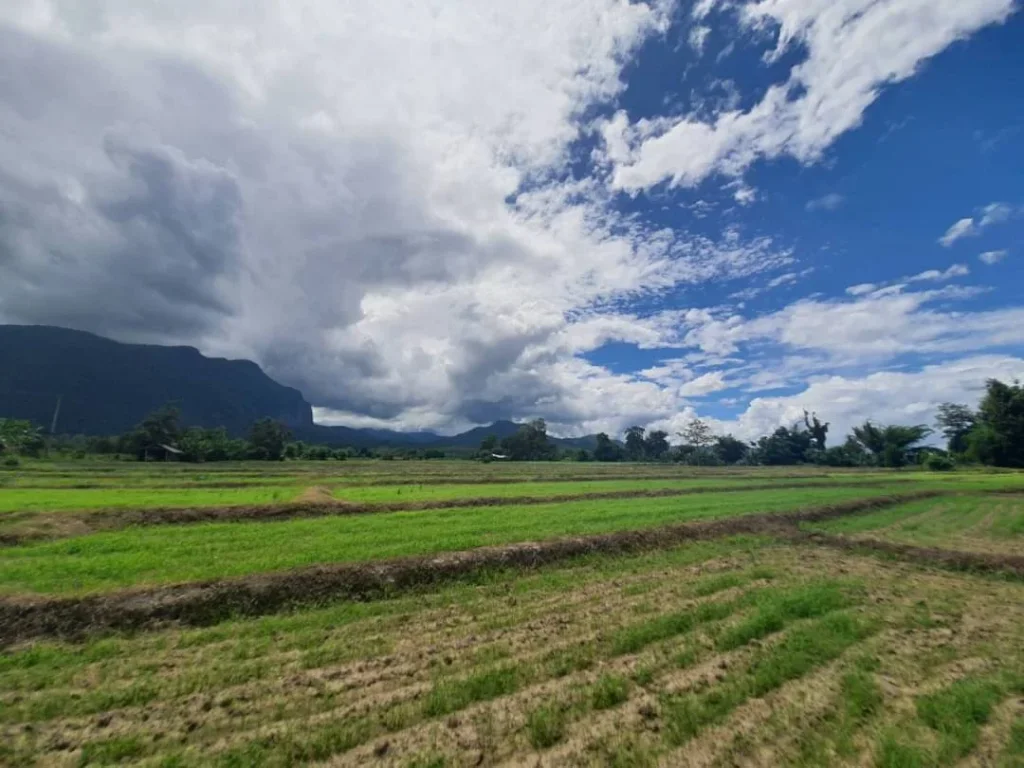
(0, 492), (942, 646)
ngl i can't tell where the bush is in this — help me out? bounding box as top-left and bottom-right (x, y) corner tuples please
(924, 454), (956, 472)
(2, 456), (20, 469)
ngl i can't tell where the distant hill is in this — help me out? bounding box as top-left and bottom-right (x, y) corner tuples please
(0, 325), (313, 437)
(0, 324), (608, 449)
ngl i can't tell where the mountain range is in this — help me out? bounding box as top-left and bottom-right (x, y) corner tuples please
(0, 325), (599, 449)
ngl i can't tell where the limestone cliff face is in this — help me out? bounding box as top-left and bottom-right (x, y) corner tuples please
(0, 325), (314, 436)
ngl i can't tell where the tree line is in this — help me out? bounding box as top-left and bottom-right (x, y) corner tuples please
(2, 378), (1022, 468)
(477, 378), (1024, 469)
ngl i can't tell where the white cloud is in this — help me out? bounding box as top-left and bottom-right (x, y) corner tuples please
(980, 249), (1008, 265)
(682, 286), (1022, 362)
(940, 202), (1019, 246)
(606, 0), (1015, 192)
(806, 193), (844, 212)
(980, 202), (1014, 227)
(678, 371), (729, 397)
(1, 1), (1021, 442)
(1, 0), (789, 432)
(722, 355), (1024, 443)
(907, 264), (970, 282)
(689, 25), (712, 54)
(939, 218), (978, 247)
(846, 283), (877, 296)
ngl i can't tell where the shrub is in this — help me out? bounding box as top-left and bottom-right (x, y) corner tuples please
(924, 454), (956, 472)
(1, 456), (19, 469)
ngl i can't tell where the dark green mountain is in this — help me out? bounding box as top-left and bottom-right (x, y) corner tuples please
(0, 325), (607, 450)
(0, 325), (313, 436)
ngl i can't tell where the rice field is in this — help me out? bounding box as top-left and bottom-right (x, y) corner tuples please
(1, 460), (1023, 766)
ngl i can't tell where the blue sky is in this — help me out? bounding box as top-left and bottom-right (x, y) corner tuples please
(577, 3), (1024, 430)
(1, 0), (1022, 441)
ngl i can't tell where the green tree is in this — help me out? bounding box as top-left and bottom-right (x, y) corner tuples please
(500, 419), (557, 461)
(624, 426), (646, 461)
(0, 419), (45, 457)
(678, 418), (715, 465)
(751, 426), (813, 465)
(935, 403), (976, 455)
(124, 404), (182, 460)
(967, 379), (1024, 467)
(851, 421), (932, 467)
(480, 434), (499, 453)
(643, 429), (670, 461)
(714, 435), (749, 464)
(820, 437), (870, 467)
(248, 418), (292, 461)
(593, 432), (622, 462)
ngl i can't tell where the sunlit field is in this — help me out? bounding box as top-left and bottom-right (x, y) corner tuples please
(2, 460), (1023, 766)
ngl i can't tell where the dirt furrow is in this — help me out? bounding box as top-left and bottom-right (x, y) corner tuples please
(789, 531), (1024, 577)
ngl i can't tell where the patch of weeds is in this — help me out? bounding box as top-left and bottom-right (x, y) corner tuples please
(547, 643), (596, 677)
(217, 719), (373, 766)
(632, 665), (656, 687)
(1003, 718), (1024, 764)
(591, 674), (630, 710)
(916, 676), (1005, 761)
(717, 581), (856, 651)
(611, 599), (736, 656)
(842, 669), (883, 721)
(78, 735), (146, 765)
(379, 702), (417, 732)
(673, 646), (698, 669)
(876, 731), (931, 768)
(591, 734), (657, 768)
(623, 581), (655, 597)
(422, 665), (521, 717)
(526, 704), (567, 749)
(662, 611), (876, 745)
(692, 572), (747, 597)
(473, 643), (512, 665)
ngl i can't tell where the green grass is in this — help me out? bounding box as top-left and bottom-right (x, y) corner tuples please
(0, 486), (303, 513)
(526, 704), (569, 748)
(423, 666), (522, 717)
(874, 674), (1020, 767)
(916, 676), (1006, 760)
(590, 674), (631, 710)
(1, 487), (890, 596)
(715, 581), (859, 651)
(806, 495), (1024, 549)
(662, 612), (877, 745)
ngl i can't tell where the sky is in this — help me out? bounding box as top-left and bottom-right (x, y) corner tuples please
(1, 0), (1023, 443)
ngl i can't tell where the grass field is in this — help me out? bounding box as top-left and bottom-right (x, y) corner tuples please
(1, 460), (1023, 766)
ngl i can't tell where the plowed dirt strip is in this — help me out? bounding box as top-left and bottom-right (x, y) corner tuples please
(790, 531), (1024, 577)
(0, 481), (905, 545)
(0, 493), (941, 645)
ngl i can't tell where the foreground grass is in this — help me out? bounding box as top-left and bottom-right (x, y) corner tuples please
(2, 541), (1023, 767)
(1, 486), (899, 596)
